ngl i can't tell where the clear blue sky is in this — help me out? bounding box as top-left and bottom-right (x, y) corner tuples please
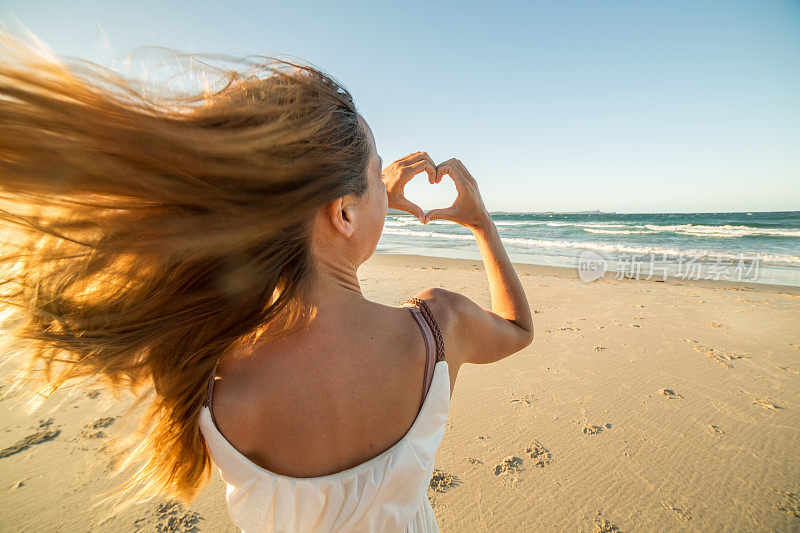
(2, 0), (799, 213)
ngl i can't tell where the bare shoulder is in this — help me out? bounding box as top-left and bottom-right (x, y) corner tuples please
(409, 286), (534, 368)
(409, 287), (466, 331)
(407, 287), (472, 373)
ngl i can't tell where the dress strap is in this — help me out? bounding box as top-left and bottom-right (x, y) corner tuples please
(404, 306), (437, 409)
(402, 298), (445, 363)
(403, 297), (446, 410)
(203, 361), (221, 431)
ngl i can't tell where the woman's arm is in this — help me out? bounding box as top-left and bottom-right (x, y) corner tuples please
(414, 158), (534, 366)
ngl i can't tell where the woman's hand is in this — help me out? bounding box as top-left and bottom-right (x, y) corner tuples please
(423, 158), (491, 231)
(381, 151), (437, 222)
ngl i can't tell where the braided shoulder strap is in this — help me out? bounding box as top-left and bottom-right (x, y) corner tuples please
(403, 297), (445, 363)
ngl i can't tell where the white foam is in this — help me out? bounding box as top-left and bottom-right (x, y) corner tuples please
(642, 224), (800, 238)
(384, 219), (451, 227)
(380, 228), (800, 264)
(583, 228), (650, 235)
(382, 228), (474, 241)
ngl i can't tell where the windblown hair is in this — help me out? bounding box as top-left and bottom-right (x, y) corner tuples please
(0, 27), (371, 503)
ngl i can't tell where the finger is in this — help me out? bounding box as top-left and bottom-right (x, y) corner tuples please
(437, 158), (459, 172)
(440, 158), (476, 186)
(450, 159), (475, 184)
(435, 163), (471, 195)
(402, 152), (437, 182)
(393, 197), (424, 222)
(405, 159), (436, 182)
(423, 207), (457, 225)
(436, 159), (459, 183)
(394, 151), (424, 164)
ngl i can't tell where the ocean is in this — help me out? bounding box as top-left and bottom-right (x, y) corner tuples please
(376, 211), (800, 287)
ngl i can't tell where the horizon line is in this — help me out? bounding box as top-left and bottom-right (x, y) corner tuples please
(386, 209), (800, 216)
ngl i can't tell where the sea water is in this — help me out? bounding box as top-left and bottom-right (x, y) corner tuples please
(377, 211), (800, 287)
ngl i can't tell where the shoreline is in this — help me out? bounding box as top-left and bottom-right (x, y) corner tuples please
(380, 210), (800, 288)
(371, 251), (800, 295)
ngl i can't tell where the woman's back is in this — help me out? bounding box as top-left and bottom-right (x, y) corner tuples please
(209, 299), (453, 478)
(200, 298), (451, 531)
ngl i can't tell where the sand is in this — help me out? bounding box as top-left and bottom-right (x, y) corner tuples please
(1, 252), (798, 531)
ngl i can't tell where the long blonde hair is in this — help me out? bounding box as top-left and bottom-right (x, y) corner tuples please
(0, 27), (370, 503)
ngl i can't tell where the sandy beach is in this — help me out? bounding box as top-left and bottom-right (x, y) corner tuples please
(1, 252), (798, 532)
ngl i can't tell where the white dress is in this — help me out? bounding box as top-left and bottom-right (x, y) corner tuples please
(199, 304), (450, 532)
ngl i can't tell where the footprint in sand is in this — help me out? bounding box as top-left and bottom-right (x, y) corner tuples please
(592, 511), (620, 532)
(753, 399), (782, 410)
(583, 425), (602, 435)
(80, 417), (116, 439)
(659, 388), (684, 399)
(493, 456), (523, 476)
(771, 489), (800, 518)
(133, 501), (203, 532)
(661, 501), (692, 522)
(429, 469), (459, 492)
(583, 423), (612, 436)
(0, 419), (60, 459)
(706, 322), (725, 329)
(509, 394), (535, 406)
(466, 457), (483, 466)
(525, 441), (551, 468)
(740, 390), (783, 410)
(684, 339), (746, 368)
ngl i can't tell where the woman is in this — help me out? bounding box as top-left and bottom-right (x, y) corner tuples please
(0, 29), (533, 532)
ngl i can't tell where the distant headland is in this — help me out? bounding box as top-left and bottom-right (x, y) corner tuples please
(386, 209), (611, 215)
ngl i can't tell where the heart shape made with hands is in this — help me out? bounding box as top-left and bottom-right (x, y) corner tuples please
(400, 171), (458, 223)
